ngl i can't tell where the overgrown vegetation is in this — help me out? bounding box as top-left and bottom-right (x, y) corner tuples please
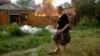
(0, 0), (100, 56)
(0, 23), (100, 56)
(24, 29), (100, 56)
(16, 0), (31, 6)
(76, 16), (100, 29)
(74, 0), (100, 27)
(1, 28), (99, 56)
(6, 23), (23, 37)
(0, 25), (51, 54)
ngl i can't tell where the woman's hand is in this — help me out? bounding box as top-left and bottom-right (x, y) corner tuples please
(57, 30), (63, 34)
(47, 16), (57, 23)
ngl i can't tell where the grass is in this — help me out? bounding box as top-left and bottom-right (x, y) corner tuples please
(30, 28), (100, 56)
(0, 28), (100, 56)
(0, 29), (51, 55)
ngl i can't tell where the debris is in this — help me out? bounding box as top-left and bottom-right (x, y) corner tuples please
(45, 25), (57, 33)
(20, 25), (42, 34)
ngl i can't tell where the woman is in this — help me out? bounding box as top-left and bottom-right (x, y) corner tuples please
(49, 6), (71, 54)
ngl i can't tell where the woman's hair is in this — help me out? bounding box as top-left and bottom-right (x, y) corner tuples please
(57, 6), (64, 10)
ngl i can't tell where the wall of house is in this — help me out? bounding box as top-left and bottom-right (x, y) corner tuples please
(32, 16), (57, 26)
(24, 11), (57, 26)
(25, 8), (76, 26)
(0, 11), (9, 25)
(27, 11), (35, 25)
(0, 9), (75, 26)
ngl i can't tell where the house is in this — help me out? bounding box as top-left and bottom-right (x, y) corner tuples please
(0, 0), (35, 25)
(0, 0), (76, 26)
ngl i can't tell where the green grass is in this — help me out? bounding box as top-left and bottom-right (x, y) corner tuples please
(0, 30), (51, 55)
(13, 28), (99, 56)
(0, 28), (100, 56)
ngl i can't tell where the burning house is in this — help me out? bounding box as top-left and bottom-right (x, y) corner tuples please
(0, 0), (76, 26)
(0, 0), (35, 25)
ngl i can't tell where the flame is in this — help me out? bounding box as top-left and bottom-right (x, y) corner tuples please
(42, 13), (46, 16)
(35, 0), (59, 17)
(35, 10), (58, 17)
(35, 11), (47, 16)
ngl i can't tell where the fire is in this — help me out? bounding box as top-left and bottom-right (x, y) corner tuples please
(35, 11), (47, 16)
(35, 0), (59, 17)
(35, 10), (58, 16)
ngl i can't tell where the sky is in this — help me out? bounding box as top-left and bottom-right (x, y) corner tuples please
(11, 0), (71, 7)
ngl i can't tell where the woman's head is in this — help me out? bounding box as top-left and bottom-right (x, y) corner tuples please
(57, 6), (64, 14)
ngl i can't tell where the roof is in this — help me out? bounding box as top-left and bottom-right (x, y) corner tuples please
(0, 3), (35, 10)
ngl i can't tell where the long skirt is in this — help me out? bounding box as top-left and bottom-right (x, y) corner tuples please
(53, 31), (71, 46)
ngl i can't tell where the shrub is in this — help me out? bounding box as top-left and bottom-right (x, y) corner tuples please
(6, 23), (23, 37)
(0, 26), (5, 31)
(0, 31), (10, 38)
(0, 26), (10, 38)
(77, 16), (100, 29)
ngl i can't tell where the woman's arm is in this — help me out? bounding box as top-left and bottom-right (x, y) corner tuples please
(57, 23), (71, 34)
(61, 23), (71, 32)
(47, 16), (58, 23)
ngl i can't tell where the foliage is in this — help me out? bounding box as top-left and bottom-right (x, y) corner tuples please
(0, 26), (6, 31)
(33, 29), (100, 56)
(0, 26), (10, 38)
(61, 2), (71, 8)
(79, 16), (90, 28)
(79, 3), (96, 18)
(76, 16), (100, 29)
(74, 0), (100, 27)
(0, 31), (10, 38)
(0, 30), (51, 55)
(1, 28), (100, 56)
(0, 26), (100, 56)
(75, 0), (96, 17)
(6, 23), (23, 37)
(16, 0), (31, 6)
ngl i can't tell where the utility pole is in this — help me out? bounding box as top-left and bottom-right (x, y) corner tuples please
(8, 0), (10, 24)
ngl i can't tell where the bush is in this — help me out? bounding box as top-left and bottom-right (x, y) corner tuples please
(0, 26), (10, 38)
(0, 26), (5, 31)
(0, 29), (51, 54)
(77, 16), (100, 29)
(0, 31), (10, 38)
(6, 23), (23, 37)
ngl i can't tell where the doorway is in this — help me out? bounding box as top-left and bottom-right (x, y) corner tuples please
(10, 15), (20, 24)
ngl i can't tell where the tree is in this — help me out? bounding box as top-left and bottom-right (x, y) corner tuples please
(73, 0), (100, 27)
(28, 0), (35, 9)
(63, 2), (71, 8)
(96, 0), (100, 15)
(16, 0), (31, 6)
(95, 0), (100, 25)
(74, 0), (96, 18)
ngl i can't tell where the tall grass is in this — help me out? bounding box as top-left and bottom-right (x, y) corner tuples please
(0, 30), (51, 54)
(0, 24), (52, 55)
(0, 23), (100, 56)
(20, 28), (100, 56)
(76, 16), (100, 29)
(6, 23), (23, 37)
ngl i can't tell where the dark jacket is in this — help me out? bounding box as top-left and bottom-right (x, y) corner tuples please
(57, 13), (70, 33)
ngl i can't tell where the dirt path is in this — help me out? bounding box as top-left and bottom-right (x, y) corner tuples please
(1, 47), (39, 56)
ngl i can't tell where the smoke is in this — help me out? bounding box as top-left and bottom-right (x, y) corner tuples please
(35, 0), (57, 16)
